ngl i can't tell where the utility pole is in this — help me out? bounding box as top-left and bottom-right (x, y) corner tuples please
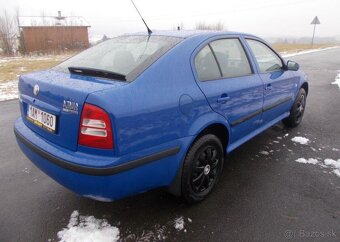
(310, 16), (320, 47)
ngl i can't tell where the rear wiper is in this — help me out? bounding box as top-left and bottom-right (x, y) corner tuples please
(68, 66), (126, 81)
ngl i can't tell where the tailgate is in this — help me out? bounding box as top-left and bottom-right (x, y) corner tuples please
(18, 69), (126, 151)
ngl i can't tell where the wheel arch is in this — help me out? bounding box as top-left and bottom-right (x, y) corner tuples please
(301, 82), (309, 95)
(195, 123), (229, 151)
(167, 122), (230, 196)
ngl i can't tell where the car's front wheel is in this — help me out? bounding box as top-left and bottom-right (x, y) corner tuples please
(181, 134), (224, 204)
(283, 88), (307, 127)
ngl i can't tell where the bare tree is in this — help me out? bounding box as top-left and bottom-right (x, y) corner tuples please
(195, 21), (225, 31)
(15, 7), (26, 54)
(0, 10), (16, 55)
(14, 7), (20, 35)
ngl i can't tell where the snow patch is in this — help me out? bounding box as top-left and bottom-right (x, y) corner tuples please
(126, 215), (191, 241)
(331, 71), (340, 89)
(57, 210), (120, 242)
(295, 158), (319, 165)
(126, 225), (168, 241)
(259, 151), (270, 155)
(291, 136), (310, 145)
(174, 217), (185, 231)
(324, 158), (340, 178)
(294, 157), (340, 178)
(334, 169), (340, 177)
(0, 80), (18, 101)
(22, 167), (30, 173)
(324, 158), (340, 169)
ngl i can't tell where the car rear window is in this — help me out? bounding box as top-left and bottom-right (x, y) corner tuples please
(54, 35), (182, 81)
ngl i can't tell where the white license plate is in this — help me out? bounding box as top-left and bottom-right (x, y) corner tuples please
(27, 105), (56, 132)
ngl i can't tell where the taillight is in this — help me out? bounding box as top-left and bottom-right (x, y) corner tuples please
(78, 103), (113, 149)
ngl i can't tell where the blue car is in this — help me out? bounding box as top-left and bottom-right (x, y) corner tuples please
(14, 31), (308, 203)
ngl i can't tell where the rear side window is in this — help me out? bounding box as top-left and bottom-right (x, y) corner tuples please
(210, 39), (252, 78)
(246, 39), (283, 73)
(54, 35), (182, 81)
(195, 45), (221, 81)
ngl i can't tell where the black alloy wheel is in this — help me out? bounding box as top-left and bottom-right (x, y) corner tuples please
(283, 88), (307, 127)
(181, 134), (224, 203)
(191, 146), (220, 194)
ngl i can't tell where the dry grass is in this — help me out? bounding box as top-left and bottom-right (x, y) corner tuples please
(272, 43), (335, 53)
(0, 55), (71, 83)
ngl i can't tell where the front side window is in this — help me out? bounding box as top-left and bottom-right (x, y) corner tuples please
(195, 45), (221, 81)
(246, 39), (283, 73)
(210, 39), (252, 78)
(54, 35), (182, 81)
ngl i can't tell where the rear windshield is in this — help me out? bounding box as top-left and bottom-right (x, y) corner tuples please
(54, 35), (182, 81)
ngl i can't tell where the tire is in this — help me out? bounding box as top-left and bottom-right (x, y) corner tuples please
(181, 134), (224, 204)
(283, 88), (307, 127)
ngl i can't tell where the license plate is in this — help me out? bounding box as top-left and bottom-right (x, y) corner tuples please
(27, 105), (56, 132)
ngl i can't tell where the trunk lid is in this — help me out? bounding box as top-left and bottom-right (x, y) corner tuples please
(19, 69), (126, 151)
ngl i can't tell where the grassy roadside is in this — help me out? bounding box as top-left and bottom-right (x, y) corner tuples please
(272, 43), (335, 53)
(0, 55), (71, 83)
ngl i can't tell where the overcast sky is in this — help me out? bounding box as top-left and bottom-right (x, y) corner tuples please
(1, 0), (339, 39)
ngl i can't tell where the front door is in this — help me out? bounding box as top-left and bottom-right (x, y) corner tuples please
(245, 39), (297, 124)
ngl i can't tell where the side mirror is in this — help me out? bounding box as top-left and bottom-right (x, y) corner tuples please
(286, 60), (299, 71)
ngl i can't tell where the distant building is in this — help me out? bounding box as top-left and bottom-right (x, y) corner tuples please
(18, 11), (90, 53)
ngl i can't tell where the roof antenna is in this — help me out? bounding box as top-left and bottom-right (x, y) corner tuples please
(130, 0), (152, 35)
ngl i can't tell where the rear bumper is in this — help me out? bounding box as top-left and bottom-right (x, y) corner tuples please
(14, 117), (189, 201)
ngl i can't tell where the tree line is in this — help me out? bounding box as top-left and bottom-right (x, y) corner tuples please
(0, 10), (20, 56)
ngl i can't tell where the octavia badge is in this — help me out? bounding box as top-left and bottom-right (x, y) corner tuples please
(33, 84), (39, 96)
(63, 100), (79, 114)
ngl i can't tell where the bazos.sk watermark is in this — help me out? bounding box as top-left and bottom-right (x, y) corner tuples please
(284, 229), (336, 239)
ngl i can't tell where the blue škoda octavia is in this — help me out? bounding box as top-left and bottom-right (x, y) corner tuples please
(14, 31), (308, 203)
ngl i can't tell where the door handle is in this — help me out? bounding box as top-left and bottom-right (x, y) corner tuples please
(265, 84), (272, 91)
(217, 94), (230, 104)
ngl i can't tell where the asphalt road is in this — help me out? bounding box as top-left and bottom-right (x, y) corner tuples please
(1, 48), (340, 242)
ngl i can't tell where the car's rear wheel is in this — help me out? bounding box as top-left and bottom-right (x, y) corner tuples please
(283, 88), (307, 127)
(181, 134), (224, 204)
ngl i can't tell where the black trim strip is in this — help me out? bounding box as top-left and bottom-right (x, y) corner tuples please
(208, 44), (223, 77)
(14, 128), (180, 176)
(263, 96), (292, 112)
(231, 96), (292, 127)
(231, 109), (262, 126)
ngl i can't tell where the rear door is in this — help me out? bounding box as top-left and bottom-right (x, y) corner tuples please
(193, 37), (263, 144)
(245, 39), (297, 124)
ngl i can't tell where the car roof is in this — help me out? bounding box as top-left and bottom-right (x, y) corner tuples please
(127, 30), (257, 39)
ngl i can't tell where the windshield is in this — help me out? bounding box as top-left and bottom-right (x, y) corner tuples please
(54, 35), (182, 81)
